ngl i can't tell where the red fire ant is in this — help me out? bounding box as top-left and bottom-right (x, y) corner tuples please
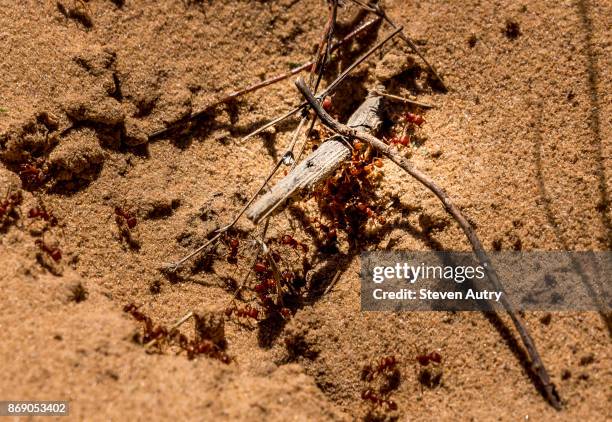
(254, 278), (276, 294)
(390, 135), (410, 146)
(416, 351), (442, 366)
(124, 303), (147, 321)
(35, 238), (62, 262)
(28, 204), (58, 227)
(356, 202), (376, 219)
(225, 236), (240, 264)
(363, 355), (398, 381)
(175, 333), (231, 363)
(415, 350), (443, 389)
(405, 112), (425, 126)
(19, 163), (46, 186)
(124, 303), (170, 344)
(253, 261), (268, 273)
(180, 337), (231, 363)
(225, 304), (259, 321)
(279, 234), (308, 253)
(0, 190), (22, 224)
(114, 206), (137, 229)
(361, 389), (398, 411)
(279, 307), (292, 319)
(322, 96), (332, 112)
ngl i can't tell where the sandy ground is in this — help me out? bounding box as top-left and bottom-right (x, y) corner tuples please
(0, 0), (610, 420)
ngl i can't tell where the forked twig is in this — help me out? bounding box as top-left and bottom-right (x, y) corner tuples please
(295, 76), (561, 410)
(239, 25), (402, 143)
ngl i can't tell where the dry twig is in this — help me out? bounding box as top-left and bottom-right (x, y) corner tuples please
(294, 76), (561, 410)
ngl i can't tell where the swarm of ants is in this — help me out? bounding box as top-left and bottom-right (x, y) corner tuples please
(361, 355), (400, 412)
(123, 303), (231, 364)
(310, 141), (386, 246)
(306, 106), (430, 251)
(220, 233), (310, 326)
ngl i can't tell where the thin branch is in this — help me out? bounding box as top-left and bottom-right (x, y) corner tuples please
(240, 25), (402, 143)
(295, 76), (561, 410)
(372, 90), (434, 108)
(239, 107), (303, 144)
(310, 0), (338, 91)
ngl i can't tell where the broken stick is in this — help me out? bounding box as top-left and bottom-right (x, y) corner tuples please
(294, 76), (561, 410)
(246, 88), (384, 224)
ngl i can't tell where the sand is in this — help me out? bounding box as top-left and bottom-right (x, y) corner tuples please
(0, 0), (610, 420)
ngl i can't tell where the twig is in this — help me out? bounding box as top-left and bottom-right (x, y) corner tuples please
(163, 159), (283, 270)
(300, 0), (338, 157)
(149, 17), (380, 140)
(372, 90), (434, 108)
(295, 76), (561, 410)
(240, 25), (402, 143)
(309, 0), (338, 91)
(324, 270), (342, 294)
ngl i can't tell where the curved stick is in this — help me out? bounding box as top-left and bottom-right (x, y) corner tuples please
(295, 76), (561, 410)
